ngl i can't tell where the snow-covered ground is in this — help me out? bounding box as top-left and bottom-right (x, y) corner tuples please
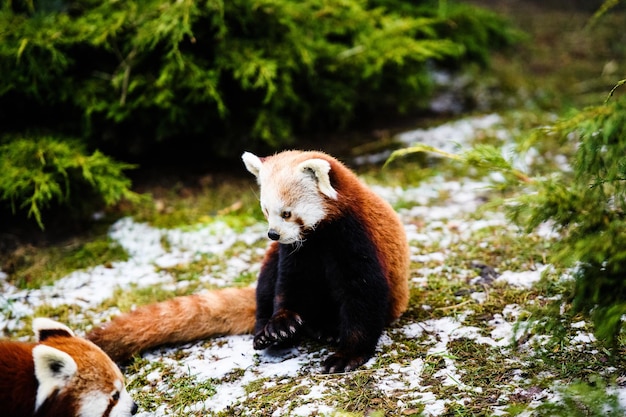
(1, 114), (623, 416)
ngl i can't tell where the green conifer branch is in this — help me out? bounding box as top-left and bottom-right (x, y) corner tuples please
(386, 143), (534, 184)
(0, 137), (140, 229)
(605, 78), (626, 103)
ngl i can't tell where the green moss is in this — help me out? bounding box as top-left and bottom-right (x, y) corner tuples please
(130, 179), (263, 230)
(8, 236), (128, 289)
(98, 285), (185, 314)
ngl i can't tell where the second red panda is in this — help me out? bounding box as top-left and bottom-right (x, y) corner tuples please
(0, 318), (137, 417)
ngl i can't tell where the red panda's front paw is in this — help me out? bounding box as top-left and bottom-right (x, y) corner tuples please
(252, 331), (273, 350)
(253, 310), (303, 350)
(322, 352), (369, 374)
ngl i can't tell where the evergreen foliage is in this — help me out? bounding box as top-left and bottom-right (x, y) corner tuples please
(514, 93), (626, 347)
(0, 137), (139, 229)
(0, 0), (519, 156)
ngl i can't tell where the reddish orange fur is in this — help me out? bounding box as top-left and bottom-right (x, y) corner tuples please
(323, 153), (410, 320)
(88, 286), (257, 362)
(0, 342), (38, 416)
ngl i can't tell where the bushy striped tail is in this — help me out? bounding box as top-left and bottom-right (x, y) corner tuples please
(87, 287), (256, 362)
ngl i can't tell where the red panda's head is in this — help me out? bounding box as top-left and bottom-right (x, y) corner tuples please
(32, 318), (137, 417)
(243, 150), (339, 245)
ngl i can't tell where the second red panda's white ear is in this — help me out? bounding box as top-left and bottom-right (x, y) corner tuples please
(33, 345), (77, 412)
(242, 152), (263, 178)
(298, 158), (338, 200)
(33, 318), (74, 342)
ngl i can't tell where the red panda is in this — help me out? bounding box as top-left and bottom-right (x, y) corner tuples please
(0, 318), (138, 417)
(88, 150), (410, 373)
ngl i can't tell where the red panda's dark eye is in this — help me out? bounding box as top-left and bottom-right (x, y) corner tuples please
(112, 391), (120, 402)
(281, 211), (291, 219)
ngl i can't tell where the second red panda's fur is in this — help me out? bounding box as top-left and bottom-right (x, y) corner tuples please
(0, 318), (137, 417)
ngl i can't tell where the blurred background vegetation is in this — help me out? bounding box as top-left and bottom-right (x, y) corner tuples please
(0, 0), (520, 229)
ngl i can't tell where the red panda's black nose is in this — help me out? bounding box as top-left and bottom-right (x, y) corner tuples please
(268, 230), (280, 241)
(131, 401), (138, 415)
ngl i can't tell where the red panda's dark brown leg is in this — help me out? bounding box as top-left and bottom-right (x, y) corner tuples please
(254, 242), (306, 349)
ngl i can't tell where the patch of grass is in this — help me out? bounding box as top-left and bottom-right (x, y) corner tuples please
(99, 285), (187, 314)
(131, 178), (263, 230)
(5, 236), (128, 289)
(2, 303), (105, 338)
(314, 371), (393, 416)
(158, 258), (219, 285)
(221, 377), (312, 416)
(445, 223), (549, 276)
(335, 372), (388, 414)
(125, 357), (218, 415)
(125, 358), (170, 412)
(364, 158), (442, 188)
(32, 304), (86, 325)
(447, 338), (523, 407)
(167, 374), (217, 414)
(333, 411), (386, 417)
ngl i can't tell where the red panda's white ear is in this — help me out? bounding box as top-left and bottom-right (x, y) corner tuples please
(298, 158), (338, 199)
(242, 152), (263, 178)
(33, 345), (77, 411)
(33, 317), (74, 342)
